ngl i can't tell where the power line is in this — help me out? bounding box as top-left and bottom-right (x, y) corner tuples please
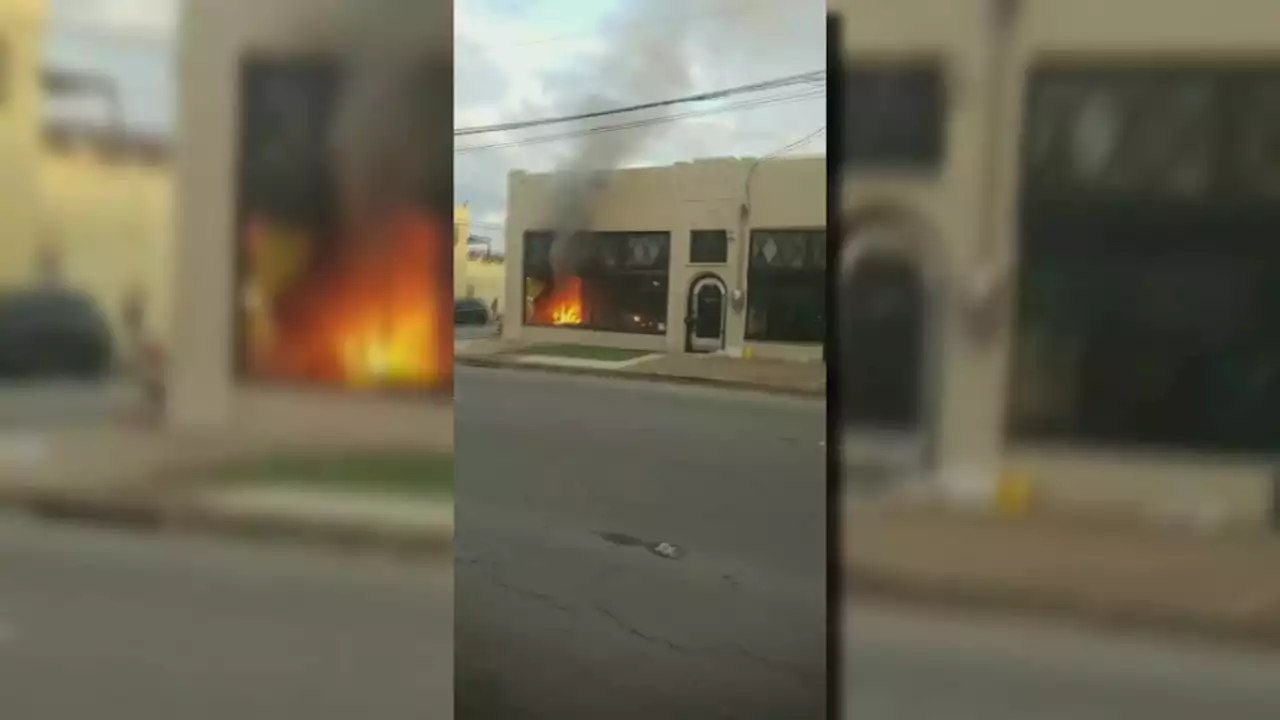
(455, 89), (824, 153)
(454, 70), (825, 136)
(761, 125), (827, 160)
(455, 90), (823, 153)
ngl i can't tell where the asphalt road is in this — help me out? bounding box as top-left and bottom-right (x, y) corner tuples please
(454, 366), (829, 718)
(4, 367), (1280, 716)
(0, 514), (452, 719)
(848, 602), (1280, 719)
(3, 508), (1278, 719)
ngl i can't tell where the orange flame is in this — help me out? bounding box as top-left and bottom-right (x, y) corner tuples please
(245, 211), (451, 388)
(532, 276), (585, 326)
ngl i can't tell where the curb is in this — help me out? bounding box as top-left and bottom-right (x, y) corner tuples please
(456, 356), (826, 398)
(0, 484), (454, 558)
(845, 561), (1280, 652)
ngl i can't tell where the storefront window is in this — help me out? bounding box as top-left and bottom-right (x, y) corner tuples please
(745, 229), (826, 343)
(523, 231), (669, 335)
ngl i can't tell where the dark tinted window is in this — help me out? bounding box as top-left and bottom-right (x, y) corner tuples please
(690, 230), (729, 264)
(1023, 70), (1218, 198)
(843, 63), (945, 169)
(840, 255), (924, 430)
(746, 230), (826, 343)
(1014, 64), (1280, 453)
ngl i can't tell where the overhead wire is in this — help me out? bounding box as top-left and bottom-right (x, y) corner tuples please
(454, 70), (826, 136)
(455, 89), (825, 153)
(761, 124), (828, 159)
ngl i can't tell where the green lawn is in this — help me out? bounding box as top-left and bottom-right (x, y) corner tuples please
(521, 344), (654, 361)
(202, 451), (454, 498)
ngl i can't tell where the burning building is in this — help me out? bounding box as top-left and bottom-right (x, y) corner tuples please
(235, 53), (451, 390)
(499, 0), (828, 356)
(503, 156), (826, 358)
(165, 0), (453, 449)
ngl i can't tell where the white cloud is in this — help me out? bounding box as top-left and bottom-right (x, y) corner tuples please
(53, 0), (180, 39)
(454, 0), (826, 249)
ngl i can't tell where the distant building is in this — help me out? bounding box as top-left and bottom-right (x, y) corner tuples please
(39, 121), (174, 353)
(453, 205), (470, 297)
(0, 0), (50, 291)
(0, 0), (173, 360)
(463, 243), (506, 316)
(504, 156), (825, 359)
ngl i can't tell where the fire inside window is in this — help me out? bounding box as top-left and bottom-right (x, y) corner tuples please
(235, 57), (448, 389)
(523, 231), (669, 335)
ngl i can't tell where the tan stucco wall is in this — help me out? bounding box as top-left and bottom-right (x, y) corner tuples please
(169, 0), (451, 448)
(40, 148), (173, 348)
(453, 205), (469, 296)
(832, 0), (1280, 519)
(462, 256), (505, 313)
(504, 156), (825, 359)
(0, 0), (46, 286)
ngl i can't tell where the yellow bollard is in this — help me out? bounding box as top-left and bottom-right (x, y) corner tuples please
(994, 469), (1033, 519)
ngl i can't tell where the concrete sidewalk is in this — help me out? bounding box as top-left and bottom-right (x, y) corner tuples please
(846, 503), (1280, 646)
(0, 424), (454, 554)
(456, 339), (825, 397)
(0, 477), (453, 555)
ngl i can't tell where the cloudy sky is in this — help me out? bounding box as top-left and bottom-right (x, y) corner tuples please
(45, 0), (825, 248)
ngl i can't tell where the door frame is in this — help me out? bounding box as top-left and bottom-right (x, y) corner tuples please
(840, 207), (950, 474)
(685, 273), (728, 353)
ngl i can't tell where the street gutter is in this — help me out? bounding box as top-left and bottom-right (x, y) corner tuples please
(0, 481), (453, 558)
(456, 356), (827, 399)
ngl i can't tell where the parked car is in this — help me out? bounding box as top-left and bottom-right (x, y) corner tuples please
(454, 297), (490, 326)
(0, 287), (114, 379)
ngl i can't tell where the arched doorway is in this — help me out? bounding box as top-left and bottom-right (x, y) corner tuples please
(839, 208), (946, 475)
(840, 252), (924, 430)
(685, 274), (727, 353)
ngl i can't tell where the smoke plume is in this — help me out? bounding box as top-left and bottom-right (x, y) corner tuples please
(545, 1), (696, 277)
(543, 0), (811, 278)
(326, 0), (453, 226)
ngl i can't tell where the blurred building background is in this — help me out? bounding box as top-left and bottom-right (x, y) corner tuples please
(454, 203), (506, 318)
(0, 0), (52, 293)
(463, 241), (505, 318)
(0, 0), (172, 362)
(453, 204), (470, 296)
(834, 0), (1280, 523)
(39, 120), (172, 349)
